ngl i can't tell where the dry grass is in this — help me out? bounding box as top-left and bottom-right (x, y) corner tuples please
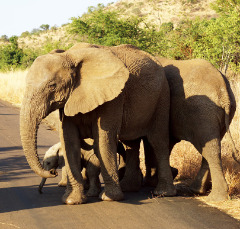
(0, 69), (239, 219)
(0, 70), (27, 107)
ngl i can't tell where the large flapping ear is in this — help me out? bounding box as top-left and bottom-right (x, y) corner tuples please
(64, 47), (129, 116)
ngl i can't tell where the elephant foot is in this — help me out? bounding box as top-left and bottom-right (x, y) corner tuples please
(205, 192), (228, 202)
(86, 180), (101, 197)
(143, 174), (158, 187)
(120, 171), (142, 192)
(86, 187), (101, 197)
(190, 184), (207, 195)
(99, 188), (124, 201)
(58, 180), (67, 187)
(62, 187), (87, 205)
(205, 189), (229, 202)
(154, 182), (176, 197)
(190, 180), (211, 195)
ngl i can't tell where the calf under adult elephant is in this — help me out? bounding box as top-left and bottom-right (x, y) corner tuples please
(143, 58), (239, 201)
(20, 43), (175, 205)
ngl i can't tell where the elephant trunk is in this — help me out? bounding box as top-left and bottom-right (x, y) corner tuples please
(38, 178), (47, 193)
(20, 95), (57, 178)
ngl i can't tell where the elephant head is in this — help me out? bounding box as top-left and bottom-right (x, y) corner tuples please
(20, 43), (129, 179)
(39, 142), (63, 193)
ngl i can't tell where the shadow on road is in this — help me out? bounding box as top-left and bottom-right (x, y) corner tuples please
(0, 184), (64, 213)
(0, 184), (158, 213)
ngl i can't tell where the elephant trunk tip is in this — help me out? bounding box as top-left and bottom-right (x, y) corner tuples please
(37, 168), (58, 178)
(49, 168), (58, 177)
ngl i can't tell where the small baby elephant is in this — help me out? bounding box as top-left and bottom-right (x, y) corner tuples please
(38, 139), (101, 197)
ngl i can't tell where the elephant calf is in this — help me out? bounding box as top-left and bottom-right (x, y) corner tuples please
(39, 139), (101, 197)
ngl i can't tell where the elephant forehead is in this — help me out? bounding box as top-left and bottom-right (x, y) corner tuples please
(26, 54), (64, 85)
(43, 142), (61, 160)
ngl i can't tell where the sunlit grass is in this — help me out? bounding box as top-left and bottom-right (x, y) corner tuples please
(0, 70), (27, 107)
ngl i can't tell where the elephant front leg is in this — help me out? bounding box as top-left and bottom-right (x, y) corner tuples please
(60, 118), (86, 205)
(95, 129), (124, 201)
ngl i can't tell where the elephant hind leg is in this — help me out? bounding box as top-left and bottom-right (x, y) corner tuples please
(200, 138), (228, 201)
(95, 128), (124, 201)
(143, 137), (158, 187)
(190, 157), (211, 195)
(86, 155), (101, 197)
(120, 139), (143, 192)
(146, 135), (176, 197)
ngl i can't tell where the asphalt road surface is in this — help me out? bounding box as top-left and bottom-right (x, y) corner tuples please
(0, 100), (239, 229)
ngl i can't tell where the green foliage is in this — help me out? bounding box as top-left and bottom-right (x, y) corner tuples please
(0, 35), (9, 42)
(31, 28), (41, 35)
(0, 36), (41, 71)
(21, 31), (31, 38)
(0, 0), (239, 75)
(40, 24), (50, 31)
(211, 0), (240, 16)
(0, 36), (24, 70)
(68, 5), (160, 53)
(67, 3), (240, 74)
(41, 41), (72, 54)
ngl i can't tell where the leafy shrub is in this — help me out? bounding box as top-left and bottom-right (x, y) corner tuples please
(21, 31), (31, 38)
(0, 35), (9, 42)
(40, 24), (50, 31)
(68, 4), (161, 53)
(0, 36), (24, 71)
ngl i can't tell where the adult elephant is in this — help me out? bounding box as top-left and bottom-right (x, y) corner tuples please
(142, 58), (239, 201)
(20, 43), (175, 205)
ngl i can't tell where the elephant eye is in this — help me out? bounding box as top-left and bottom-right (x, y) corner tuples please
(49, 82), (57, 90)
(47, 162), (51, 165)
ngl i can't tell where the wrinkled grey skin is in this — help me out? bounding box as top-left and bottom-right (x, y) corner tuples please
(121, 58), (238, 201)
(39, 139), (101, 197)
(142, 58), (238, 201)
(20, 43), (174, 205)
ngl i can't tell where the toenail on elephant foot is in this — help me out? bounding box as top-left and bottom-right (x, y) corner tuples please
(99, 189), (124, 201)
(62, 188), (87, 205)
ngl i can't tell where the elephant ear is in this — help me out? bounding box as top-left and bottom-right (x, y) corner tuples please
(64, 47), (129, 116)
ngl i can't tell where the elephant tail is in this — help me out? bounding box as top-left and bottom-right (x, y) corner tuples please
(220, 71), (239, 164)
(224, 106), (240, 164)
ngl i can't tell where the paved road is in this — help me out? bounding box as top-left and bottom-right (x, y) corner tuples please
(0, 100), (239, 229)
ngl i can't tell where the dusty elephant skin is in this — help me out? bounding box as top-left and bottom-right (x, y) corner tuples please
(20, 43), (175, 205)
(38, 139), (101, 197)
(142, 58), (239, 202)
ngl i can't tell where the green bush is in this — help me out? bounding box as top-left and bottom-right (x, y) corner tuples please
(0, 36), (24, 71)
(0, 0), (239, 75)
